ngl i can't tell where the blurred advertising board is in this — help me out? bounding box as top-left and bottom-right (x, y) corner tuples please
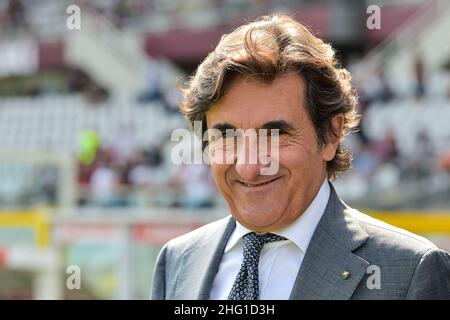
(369, 212), (450, 251)
(0, 210), (49, 247)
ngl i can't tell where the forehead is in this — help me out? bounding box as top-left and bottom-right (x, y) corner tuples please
(206, 73), (307, 129)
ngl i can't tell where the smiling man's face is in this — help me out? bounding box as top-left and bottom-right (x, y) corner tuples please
(206, 73), (340, 232)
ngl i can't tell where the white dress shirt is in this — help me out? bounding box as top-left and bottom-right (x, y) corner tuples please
(209, 178), (330, 300)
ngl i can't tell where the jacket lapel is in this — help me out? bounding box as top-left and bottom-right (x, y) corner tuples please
(289, 183), (370, 299)
(174, 216), (236, 299)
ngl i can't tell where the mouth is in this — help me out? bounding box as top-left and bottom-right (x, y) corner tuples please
(237, 176), (282, 188)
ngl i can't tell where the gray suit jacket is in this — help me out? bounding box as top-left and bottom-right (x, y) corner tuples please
(151, 184), (450, 299)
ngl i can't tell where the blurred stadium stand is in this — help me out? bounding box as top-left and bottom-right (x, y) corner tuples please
(0, 0), (449, 299)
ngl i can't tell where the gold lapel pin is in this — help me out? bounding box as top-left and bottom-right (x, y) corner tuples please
(341, 271), (351, 280)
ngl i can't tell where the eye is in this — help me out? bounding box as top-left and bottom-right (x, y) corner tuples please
(224, 129), (237, 140)
(268, 129), (286, 136)
(209, 132), (222, 142)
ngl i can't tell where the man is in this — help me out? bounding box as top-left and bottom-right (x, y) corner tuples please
(151, 15), (450, 299)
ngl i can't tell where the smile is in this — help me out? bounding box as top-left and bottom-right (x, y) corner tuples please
(238, 176), (282, 188)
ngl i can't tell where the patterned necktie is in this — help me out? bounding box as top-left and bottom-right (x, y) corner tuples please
(228, 232), (287, 300)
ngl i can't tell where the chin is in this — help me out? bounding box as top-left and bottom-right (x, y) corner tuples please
(233, 203), (286, 230)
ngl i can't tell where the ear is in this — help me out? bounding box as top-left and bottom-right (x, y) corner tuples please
(322, 113), (344, 161)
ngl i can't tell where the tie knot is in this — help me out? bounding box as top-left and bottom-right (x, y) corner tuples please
(243, 232), (287, 252)
(228, 232), (287, 300)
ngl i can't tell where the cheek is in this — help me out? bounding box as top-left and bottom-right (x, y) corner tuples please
(277, 142), (323, 176)
(210, 164), (230, 188)
(277, 144), (309, 167)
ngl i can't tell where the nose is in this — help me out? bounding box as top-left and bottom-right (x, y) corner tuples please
(235, 162), (262, 182)
(234, 135), (264, 181)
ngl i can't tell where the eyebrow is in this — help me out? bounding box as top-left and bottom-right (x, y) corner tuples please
(260, 120), (294, 132)
(211, 123), (236, 131)
(211, 120), (294, 132)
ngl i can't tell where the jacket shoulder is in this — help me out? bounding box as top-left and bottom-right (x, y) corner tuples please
(349, 208), (436, 253)
(151, 216), (232, 299)
(346, 208), (450, 299)
(165, 216), (232, 254)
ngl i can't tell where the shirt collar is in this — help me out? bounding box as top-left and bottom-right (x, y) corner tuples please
(225, 178), (330, 254)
